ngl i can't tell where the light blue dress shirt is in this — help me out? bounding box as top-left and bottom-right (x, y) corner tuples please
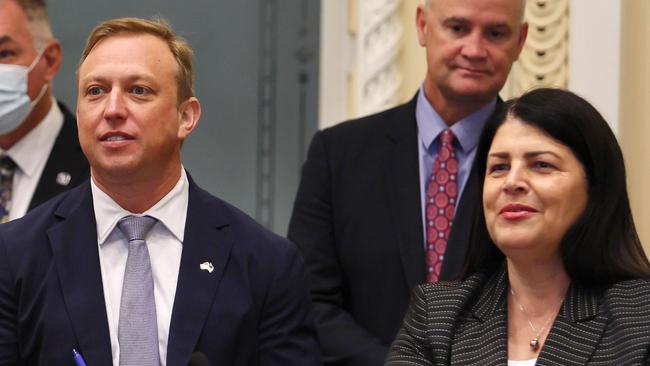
(415, 86), (496, 246)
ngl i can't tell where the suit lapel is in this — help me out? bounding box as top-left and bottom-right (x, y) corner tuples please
(384, 96), (426, 290)
(451, 264), (508, 366)
(166, 179), (234, 365)
(29, 102), (89, 210)
(47, 182), (113, 364)
(537, 285), (606, 365)
(449, 268), (509, 365)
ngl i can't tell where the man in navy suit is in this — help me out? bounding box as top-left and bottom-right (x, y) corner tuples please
(0, 17), (319, 366)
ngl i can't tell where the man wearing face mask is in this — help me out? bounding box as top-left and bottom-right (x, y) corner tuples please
(0, 0), (88, 223)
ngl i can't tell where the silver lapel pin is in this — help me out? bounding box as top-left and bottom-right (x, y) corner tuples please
(56, 172), (72, 186)
(200, 261), (214, 273)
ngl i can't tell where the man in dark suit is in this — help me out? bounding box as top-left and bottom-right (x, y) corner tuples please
(0, 0), (88, 222)
(287, 0), (528, 364)
(0, 17), (319, 366)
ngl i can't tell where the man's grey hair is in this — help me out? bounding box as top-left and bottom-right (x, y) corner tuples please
(12, 0), (54, 50)
(425, 0), (528, 22)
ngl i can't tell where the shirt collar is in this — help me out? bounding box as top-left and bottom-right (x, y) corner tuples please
(91, 167), (189, 244)
(415, 85), (496, 152)
(1, 98), (63, 176)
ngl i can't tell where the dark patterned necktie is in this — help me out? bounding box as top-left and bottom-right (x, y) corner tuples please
(425, 129), (458, 283)
(0, 155), (17, 223)
(116, 215), (160, 366)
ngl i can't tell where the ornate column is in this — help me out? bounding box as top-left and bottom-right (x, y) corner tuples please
(502, 0), (570, 99)
(348, 0), (403, 116)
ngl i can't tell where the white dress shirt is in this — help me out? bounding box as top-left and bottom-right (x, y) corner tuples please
(92, 168), (188, 366)
(1, 98), (63, 221)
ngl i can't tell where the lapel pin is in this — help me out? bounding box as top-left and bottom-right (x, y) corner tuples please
(200, 261), (214, 273)
(56, 172), (72, 186)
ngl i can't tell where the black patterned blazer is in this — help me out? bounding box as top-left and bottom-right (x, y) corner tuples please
(386, 264), (650, 365)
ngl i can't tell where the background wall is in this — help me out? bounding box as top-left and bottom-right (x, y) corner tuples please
(568, 0), (621, 134)
(48, 0), (320, 234)
(620, 0), (650, 254)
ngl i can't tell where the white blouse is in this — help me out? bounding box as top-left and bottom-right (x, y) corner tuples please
(508, 359), (537, 366)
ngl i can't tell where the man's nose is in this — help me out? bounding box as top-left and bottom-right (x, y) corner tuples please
(103, 90), (127, 122)
(461, 32), (488, 60)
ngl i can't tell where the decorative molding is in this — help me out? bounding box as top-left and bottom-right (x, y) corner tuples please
(502, 0), (570, 99)
(348, 0), (403, 117)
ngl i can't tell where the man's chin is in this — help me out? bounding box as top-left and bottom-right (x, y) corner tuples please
(444, 86), (498, 104)
(424, 79), (501, 108)
(91, 161), (139, 182)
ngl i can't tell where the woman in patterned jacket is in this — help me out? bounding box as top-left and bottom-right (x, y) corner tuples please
(386, 88), (650, 366)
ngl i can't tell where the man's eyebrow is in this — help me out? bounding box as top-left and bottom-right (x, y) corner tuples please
(79, 74), (109, 86)
(0, 35), (15, 46)
(486, 22), (511, 28)
(442, 18), (511, 29)
(443, 17), (469, 24)
(79, 73), (159, 86)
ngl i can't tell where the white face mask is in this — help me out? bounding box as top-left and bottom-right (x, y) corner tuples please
(0, 48), (49, 135)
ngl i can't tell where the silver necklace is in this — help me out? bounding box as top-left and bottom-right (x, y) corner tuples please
(509, 287), (563, 351)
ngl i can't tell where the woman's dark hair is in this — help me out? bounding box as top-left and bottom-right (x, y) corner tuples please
(461, 88), (650, 285)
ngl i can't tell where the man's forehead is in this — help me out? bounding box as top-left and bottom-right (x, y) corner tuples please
(82, 34), (172, 66)
(86, 33), (174, 61)
(0, 1), (35, 44)
(78, 33), (179, 83)
(431, 0), (522, 22)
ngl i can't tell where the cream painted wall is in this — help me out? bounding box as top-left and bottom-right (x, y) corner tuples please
(569, 0), (621, 135)
(398, 0), (427, 102)
(318, 1), (351, 128)
(620, 0), (650, 254)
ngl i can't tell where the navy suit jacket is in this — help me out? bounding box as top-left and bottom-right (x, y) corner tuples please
(0, 176), (320, 365)
(28, 101), (89, 211)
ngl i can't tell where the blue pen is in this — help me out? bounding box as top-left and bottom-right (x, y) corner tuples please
(72, 348), (87, 366)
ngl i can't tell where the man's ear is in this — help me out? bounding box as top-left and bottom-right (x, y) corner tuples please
(178, 97), (201, 140)
(41, 39), (62, 82)
(514, 22), (529, 60)
(415, 4), (428, 47)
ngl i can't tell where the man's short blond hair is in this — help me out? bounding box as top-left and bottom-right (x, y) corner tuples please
(78, 17), (194, 104)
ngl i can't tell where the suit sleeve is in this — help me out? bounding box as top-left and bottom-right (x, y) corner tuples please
(384, 285), (433, 366)
(257, 239), (321, 365)
(0, 233), (19, 365)
(288, 131), (388, 366)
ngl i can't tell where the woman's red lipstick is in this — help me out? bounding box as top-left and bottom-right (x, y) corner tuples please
(499, 203), (537, 221)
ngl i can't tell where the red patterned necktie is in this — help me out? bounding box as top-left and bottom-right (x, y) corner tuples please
(425, 129), (458, 283)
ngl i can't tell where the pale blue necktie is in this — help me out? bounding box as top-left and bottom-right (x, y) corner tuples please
(117, 215), (161, 366)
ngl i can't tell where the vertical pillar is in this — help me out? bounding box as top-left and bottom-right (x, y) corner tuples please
(619, 0), (650, 253)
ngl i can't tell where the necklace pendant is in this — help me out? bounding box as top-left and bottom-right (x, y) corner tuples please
(530, 338), (540, 351)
